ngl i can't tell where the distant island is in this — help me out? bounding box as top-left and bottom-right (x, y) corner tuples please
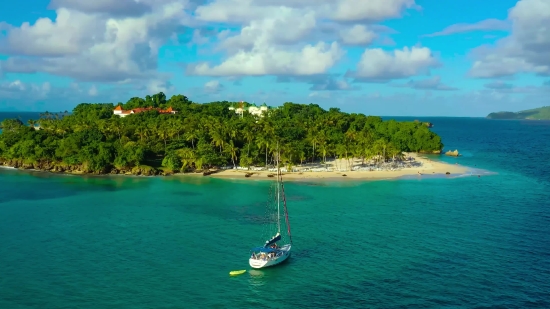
(0, 92), (453, 178)
(486, 106), (550, 120)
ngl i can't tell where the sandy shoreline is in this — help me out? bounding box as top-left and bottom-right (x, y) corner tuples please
(1, 153), (480, 182)
(180, 153), (472, 181)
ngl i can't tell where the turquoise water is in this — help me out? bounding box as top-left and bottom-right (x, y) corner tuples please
(1, 117), (550, 308)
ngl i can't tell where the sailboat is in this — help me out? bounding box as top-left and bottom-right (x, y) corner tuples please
(249, 145), (293, 269)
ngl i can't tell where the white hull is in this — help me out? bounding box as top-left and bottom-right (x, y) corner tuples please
(249, 244), (291, 269)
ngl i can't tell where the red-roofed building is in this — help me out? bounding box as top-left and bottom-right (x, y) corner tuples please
(113, 105), (178, 117)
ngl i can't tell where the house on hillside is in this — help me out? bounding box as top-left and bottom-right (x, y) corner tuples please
(113, 105), (177, 117)
(229, 102), (271, 117)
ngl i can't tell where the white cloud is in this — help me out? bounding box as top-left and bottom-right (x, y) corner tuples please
(195, 0), (417, 23)
(339, 25), (377, 45)
(0, 1), (194, 83)
(88, 85), (98, 96)
(469, 0), (550, 78)
(0, 79), (140, 111)
(308, 77), (357, 91)
(0, 80), (51, 102)
(349, 46), (440, 81)
(146, 80), (175, 94)
(218, 9), (317, 52)
(48, 0), (152, 17)
(483, 81), (543, 93)
(193, 0), (415, 78)
(422, 18), (510, 37)
(392, 76), (457, 91)
(204, 80), (224, 93)
(188, 42), (344, 76)
(331, 0), (417, 22)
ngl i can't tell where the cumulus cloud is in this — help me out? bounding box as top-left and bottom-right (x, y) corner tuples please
(484, 81), (514, 89)
(483, 81), (544, 93)
(422, 18), (510, 37)
(48, 0), (152, 17)
(88, 85), (98, 96)
(204, 80), (224, 93)
(195, 0), (418, 23)
(331, 0), (418, 22)
(0, 0), (195, 83)
(188, 42), (344, 76)
(191, 0), (416, 77)
(218, 9), (317, 52)
(392, 76), (457, 91)
(469, 0), (550, 78)
(0, 79), (140, 111)
(310, 78), (355, 91)
(0, 79), (51, 110)
(347, 46), (440, 81)
(339, 25), (377, 46)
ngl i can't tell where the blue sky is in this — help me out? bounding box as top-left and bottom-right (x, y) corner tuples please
(0, 0), (549, 116)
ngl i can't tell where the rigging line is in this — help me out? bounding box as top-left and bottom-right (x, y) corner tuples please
(276, 142), (281, 234)
(280, 175), (293, 245)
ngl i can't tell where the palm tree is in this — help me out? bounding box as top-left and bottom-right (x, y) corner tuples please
(242, 128), (255, 156)
(27, 119), (37, 130)
(177, 148), (196, 171)
(157, 123), (170, 151)
(210, 128), (225, 153)
(255, 134), (270, 167)
(306, 127), (319, 163)
(224, 140), (239, 168)
(134, 125), (147, 143)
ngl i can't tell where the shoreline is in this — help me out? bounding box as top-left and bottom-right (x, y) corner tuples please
(1, 153), (483, 182)
(191, 153), (473, 181)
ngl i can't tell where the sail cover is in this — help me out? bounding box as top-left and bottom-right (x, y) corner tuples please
(263, 233), (281, 247)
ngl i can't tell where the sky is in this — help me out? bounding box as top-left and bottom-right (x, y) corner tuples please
(0, 0), (549, 116)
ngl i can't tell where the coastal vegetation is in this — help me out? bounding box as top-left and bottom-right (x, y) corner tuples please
(0, 92), (444, 175)
(487, 106), (550, 120)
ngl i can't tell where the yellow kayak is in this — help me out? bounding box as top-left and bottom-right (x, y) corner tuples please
(229, 270), (247, 276)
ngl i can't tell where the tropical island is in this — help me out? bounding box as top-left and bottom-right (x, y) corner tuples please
(0, 92), (467, 180)
(486, 106), (550, 120)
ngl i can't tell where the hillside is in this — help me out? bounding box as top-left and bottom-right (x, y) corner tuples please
(486, 106), (550, 120)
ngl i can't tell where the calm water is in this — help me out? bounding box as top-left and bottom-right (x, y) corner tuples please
(1, 117), (550, 308)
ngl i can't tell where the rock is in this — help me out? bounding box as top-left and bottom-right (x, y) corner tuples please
(445, 149), (460, 157)
(446, 172), (450, 175)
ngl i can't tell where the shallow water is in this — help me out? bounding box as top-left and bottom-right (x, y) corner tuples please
(1, 117), (549, 308)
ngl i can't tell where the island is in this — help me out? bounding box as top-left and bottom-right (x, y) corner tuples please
(486, 106), (550, 120)
(0, 92), (467, 180)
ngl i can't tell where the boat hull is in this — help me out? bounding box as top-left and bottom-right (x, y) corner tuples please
(249, 244), (291, 269)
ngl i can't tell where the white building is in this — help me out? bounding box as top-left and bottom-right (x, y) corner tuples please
(229, 102), (271, 117)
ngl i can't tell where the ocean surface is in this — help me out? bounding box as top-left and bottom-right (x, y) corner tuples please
(1, 114), (550, 308)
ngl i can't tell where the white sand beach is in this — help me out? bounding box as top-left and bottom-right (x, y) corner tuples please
(188, 153), (469, 181)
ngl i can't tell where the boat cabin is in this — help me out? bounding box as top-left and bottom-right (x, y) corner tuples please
(250, 247), (282, 260)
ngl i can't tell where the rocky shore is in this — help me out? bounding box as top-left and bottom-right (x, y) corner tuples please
(0, 158), (174, 176)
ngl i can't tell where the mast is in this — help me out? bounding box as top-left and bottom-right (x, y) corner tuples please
(281, 178), (293, 245)
(276, 142), (281, 234)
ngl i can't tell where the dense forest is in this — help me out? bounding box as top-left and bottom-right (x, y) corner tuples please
(0, 92), (443, 175)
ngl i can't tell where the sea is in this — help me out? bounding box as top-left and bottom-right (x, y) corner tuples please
(1, 113), (549, 308)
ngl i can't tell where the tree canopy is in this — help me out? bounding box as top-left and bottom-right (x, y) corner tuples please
(0, 92), (443, 175)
